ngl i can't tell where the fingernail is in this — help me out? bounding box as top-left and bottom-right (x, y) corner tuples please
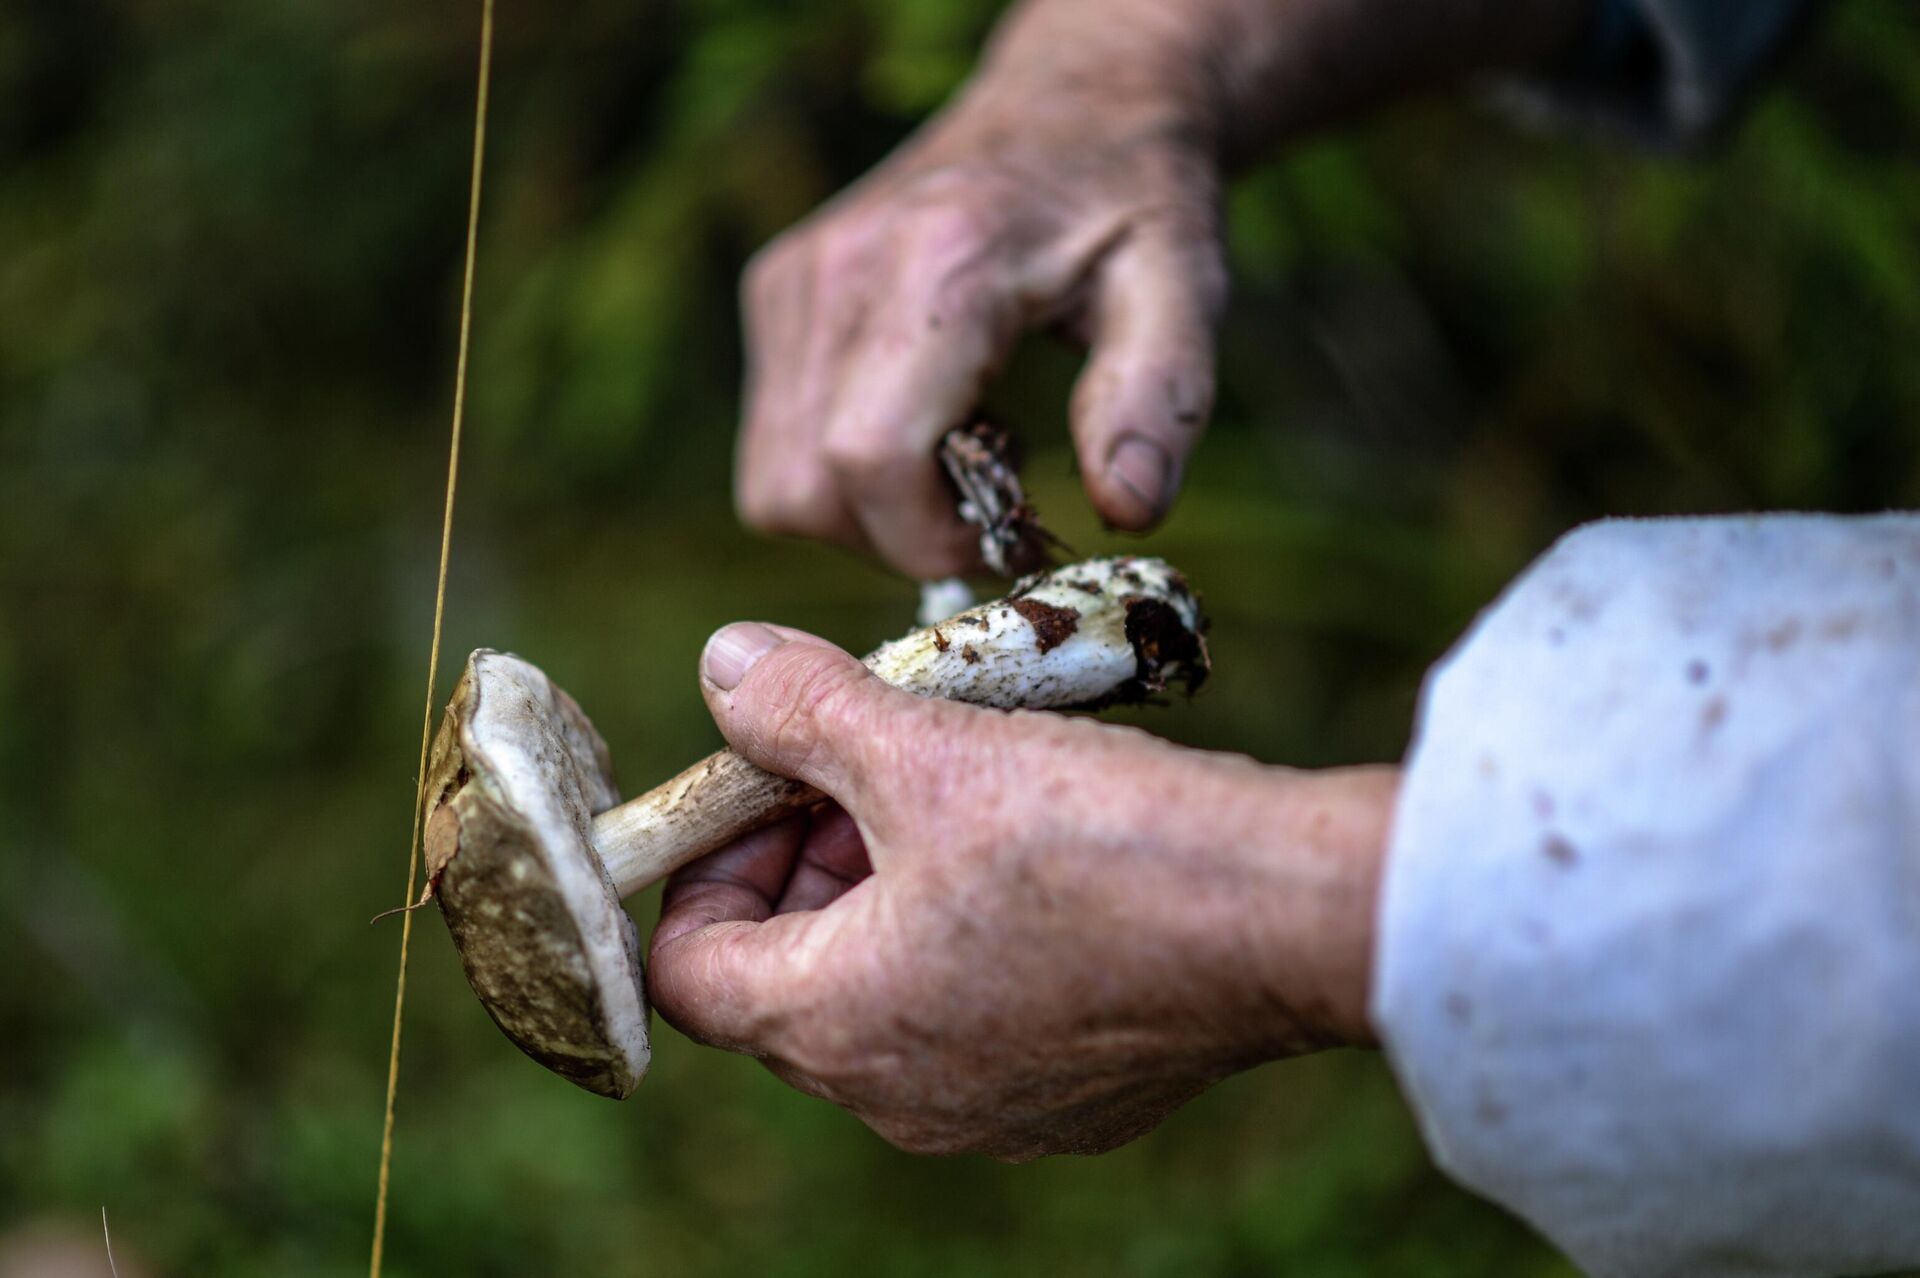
(1106, 436), (1172, 519)
(702, 622), (784, 691)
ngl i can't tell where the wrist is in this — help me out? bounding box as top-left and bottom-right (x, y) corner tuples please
(970, 0), (1588, 168)
(1242, 764), (1398, 1054)
(955, 0), (1238, 155)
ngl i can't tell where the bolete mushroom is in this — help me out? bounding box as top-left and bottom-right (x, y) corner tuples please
(424, 556), (1208, 1098)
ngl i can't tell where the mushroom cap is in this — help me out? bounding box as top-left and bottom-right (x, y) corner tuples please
(424, 649), (649, 1099)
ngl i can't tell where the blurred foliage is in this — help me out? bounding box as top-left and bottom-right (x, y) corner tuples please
(1, 0), (1916, 1273)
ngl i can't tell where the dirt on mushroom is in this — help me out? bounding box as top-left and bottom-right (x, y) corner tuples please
(1010, 598), (1079, 653)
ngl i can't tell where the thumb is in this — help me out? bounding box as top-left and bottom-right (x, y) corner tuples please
(699, 621), (907, 805)
(1069, 220), (1226, 530)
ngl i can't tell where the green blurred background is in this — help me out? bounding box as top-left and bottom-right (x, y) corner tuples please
(2, 1), (1916, 1273)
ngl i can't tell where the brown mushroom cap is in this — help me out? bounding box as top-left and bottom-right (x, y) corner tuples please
(424, 649), (649, 1099)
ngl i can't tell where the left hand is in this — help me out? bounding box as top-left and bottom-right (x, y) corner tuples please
(648, 621), (1396, 1159)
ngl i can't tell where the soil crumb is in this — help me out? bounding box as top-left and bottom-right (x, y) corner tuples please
(1010, 597), (1080, 653)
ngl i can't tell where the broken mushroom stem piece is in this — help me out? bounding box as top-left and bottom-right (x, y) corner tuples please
(422, 556), (1207, 1099)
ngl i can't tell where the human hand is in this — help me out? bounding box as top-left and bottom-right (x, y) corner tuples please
(735, 0), (1237, 577)
(648, 621), (1396, 1159)
(733, 0), (1587, 578)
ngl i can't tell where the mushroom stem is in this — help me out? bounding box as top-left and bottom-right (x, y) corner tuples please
(592, 555), (1206, 896)
(593, 752), (814, 895)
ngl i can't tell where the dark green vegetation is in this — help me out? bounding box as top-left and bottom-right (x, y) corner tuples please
(2, 2), (1916, 1273)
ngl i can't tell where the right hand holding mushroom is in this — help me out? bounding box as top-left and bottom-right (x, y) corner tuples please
(649, 622), (1398, 1159)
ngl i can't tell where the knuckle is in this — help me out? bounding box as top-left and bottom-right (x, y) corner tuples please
(648, 925), (773, 1049)
(821, 429), (920, 491)
(741, 236), (799, 310)
(1138, 207), (1230, 319)
(903, 194), (1001, 258)
(735, 474), (803, 534)
(809, 218), (882, 303)
(898, 198), (1007, 292)
(734, 482), (788, 534)
(928, 266), (998, 330)
(734, 455), (838, 537)
(784, 1035), (863, 1096)
(644, 953), (694, 1024)
(778, 995), (892, 1093)
(755, 653), (872, 769)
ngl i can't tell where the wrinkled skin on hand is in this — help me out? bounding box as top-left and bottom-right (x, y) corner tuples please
(649, 623), (1395, 1160)
(735, 4), (1232, 578)
(732, 0), (1585, 578)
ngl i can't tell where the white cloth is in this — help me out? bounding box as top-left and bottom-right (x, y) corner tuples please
(1374, 515), (1920, 1278)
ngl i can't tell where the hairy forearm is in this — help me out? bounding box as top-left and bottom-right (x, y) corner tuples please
(968, 0), (1587, 164)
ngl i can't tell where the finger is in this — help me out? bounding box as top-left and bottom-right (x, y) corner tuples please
(653, 814), (808, 951)
(649, 889), (828, 1055)
(762, 1056), (848, 1105)
(822, 211), (1027, 577)
(775, 804), (873, 914)
(1069, 219), (1226, 530)
(735, 235), (873, 552)
(698, 621), (927, 806)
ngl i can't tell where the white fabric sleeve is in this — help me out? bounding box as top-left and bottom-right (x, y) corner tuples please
(1372, 514), (1920, 1278)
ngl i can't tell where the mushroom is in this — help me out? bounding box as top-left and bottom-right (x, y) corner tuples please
(424, 556), (1208, 1098)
